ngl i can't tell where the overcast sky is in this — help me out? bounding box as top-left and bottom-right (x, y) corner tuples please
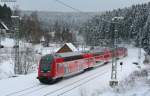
(1, 0), (150, 12)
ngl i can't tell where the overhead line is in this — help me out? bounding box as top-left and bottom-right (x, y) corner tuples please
(54, 0), (118, 24)
(55, 0), (83, 13)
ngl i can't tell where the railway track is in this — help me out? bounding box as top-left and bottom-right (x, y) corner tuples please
(44, 70), (108, 96)
(5, 84), (48, 96)
(142, 89), (150, 96)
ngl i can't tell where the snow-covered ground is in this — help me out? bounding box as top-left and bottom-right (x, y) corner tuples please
(0, 38), (15, 79)
(0, 45), (149, 96)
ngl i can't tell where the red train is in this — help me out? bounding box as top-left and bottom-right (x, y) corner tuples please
(37, 47), (127, 84)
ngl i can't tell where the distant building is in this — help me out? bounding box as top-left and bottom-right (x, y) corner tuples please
(40, 36), (49, 47)
(40, 36), (45, 43)
(48, 31), (55, 38)
(56, 43), (78, 53)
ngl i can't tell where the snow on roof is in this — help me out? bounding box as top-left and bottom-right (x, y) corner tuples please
(0, 22), (9, 30)
(11, 16), (19, 18)
(65, 43), (78, 51)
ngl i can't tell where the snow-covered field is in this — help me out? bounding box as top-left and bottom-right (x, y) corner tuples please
(0, 44), (149, 96)
(0, 38), (15, 79)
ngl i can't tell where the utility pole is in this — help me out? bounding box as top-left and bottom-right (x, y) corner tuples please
(109, 17), (124, 87)
(11, 15), (20, 74)
(138, 29), (142, 66)
(1, 0), (18, 74)
(0, 28), (1, 47)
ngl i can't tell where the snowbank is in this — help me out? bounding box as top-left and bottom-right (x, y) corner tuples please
(1, 38), (15, 47)
(0, 61), (14, 79)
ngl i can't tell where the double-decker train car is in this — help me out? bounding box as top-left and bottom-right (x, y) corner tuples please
(37, 47), (127, 84)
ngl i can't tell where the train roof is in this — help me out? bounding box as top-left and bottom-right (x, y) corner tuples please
(42, 47), (127, 59)
(89, 47), (112, 54)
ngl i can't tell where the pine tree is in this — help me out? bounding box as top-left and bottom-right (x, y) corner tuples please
(79, 2), (150, 46)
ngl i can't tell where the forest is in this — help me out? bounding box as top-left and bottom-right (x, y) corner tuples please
(1, 2), (150, 47)
(79, 2), (150, 47)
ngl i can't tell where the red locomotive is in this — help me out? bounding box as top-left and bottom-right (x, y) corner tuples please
(37, 47), (127, 84)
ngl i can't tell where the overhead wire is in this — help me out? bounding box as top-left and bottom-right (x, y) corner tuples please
(55, 0), (82, 13)
(54, 0), (118, 23)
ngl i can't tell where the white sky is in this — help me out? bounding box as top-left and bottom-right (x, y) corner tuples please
(0, 0), (150, 12)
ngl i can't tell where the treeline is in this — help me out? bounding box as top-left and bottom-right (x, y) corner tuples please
(79, 2), (150, 46)
(20, 12), (75, 44)
(0, 4), (76, 44)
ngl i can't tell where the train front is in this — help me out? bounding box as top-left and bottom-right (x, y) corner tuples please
(37, 54), (56, 84)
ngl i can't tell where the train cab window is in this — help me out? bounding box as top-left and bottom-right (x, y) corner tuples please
(40, 55), (53, 72)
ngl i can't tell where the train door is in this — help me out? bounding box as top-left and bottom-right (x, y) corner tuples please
(57, 63), (64, 77)
(64, 63), (69, 75)
(88, 57), (95, 67)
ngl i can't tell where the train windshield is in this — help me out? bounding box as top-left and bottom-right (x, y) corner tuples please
(40, 55), (53, 72)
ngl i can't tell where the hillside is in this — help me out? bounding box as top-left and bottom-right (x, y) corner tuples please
(79, 2), (150, 47)
(20, 11), (99, 30)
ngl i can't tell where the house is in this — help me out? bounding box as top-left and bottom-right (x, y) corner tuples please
(56, 43), (78, 53)
(40, 36), (49, 47)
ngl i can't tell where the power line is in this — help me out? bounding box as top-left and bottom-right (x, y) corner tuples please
(55, 0), (82, 12)
(54, 0), (122, 24)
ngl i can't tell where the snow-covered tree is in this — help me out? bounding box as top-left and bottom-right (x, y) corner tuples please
(79, 2), (150, 47)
